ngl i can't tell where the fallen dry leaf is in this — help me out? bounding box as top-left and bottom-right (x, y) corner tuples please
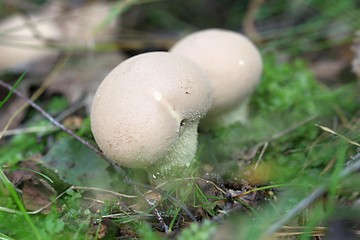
(310, 59), (348, 84)
(0, 11), (60, 71)
(5, 159), (40, 185)
(62, 115), (83, 129)
(0, 1), (118, 72)
(0, 1), (124, 130)
(5, 159), (57, 214)
(22, 177), (57, 214)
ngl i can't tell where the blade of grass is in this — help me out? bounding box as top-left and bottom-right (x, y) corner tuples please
(0, 231), (16, 240)
(2, 166), (54, 183)
(0, 168), (42, 240)
(0, 73), (25, 108)
(0, 79), (103, 157)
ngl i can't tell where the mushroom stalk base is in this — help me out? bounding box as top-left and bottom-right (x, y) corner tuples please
(146, 120), (199, 181)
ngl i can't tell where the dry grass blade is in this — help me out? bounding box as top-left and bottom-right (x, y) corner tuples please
(275, 226), (326, 237)
(274, 226), (360, 238)
(316, 124), (360, 147)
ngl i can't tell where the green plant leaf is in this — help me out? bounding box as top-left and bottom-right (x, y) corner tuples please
(177, 220), (217, 240)
(41, 137), (112, 188)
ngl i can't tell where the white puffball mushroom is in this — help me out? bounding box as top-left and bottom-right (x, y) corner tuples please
(170, 28), (263, 129)
(91, 52), (212, 175)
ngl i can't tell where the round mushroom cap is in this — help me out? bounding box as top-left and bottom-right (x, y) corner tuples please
(91, 52), (212, 169)
(170, 28), (263, 118)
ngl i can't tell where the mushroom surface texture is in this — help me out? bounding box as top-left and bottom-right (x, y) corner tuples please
(170, 28), (263, 129)
(91, 52), (212, 175)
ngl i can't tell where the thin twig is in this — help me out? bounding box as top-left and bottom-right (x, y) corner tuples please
(1, 125), (58, 137)
(0, 206), (22, 214)
(253, 141), (268, 170)
(55, 99), (87, 121)
(267, 115), (317, 142)
(2, 100), (87, 137)
(71, 186), (138, 199)
(0, 55), (70, 140)
(0, 80), (104, 157)
(243, 116), (316, 167)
